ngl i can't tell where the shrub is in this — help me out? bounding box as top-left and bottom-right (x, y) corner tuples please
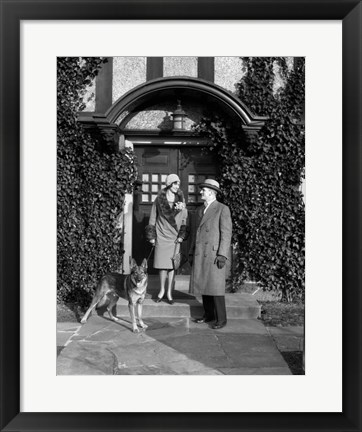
(195, 58), (305, 301)
(57, 57), (137, 307)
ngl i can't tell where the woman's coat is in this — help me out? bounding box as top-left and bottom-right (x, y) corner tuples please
(189, 200), (232, 295)
(145, 189), (188, 270)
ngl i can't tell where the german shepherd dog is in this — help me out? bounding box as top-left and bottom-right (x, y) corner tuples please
(80, 258), (148, 333)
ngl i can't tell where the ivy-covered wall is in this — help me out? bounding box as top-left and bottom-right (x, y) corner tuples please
(195, 58), (305, 301)
(57, 57), (138, 307)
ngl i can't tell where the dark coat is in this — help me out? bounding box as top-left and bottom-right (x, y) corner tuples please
(189, 200), (232, 296)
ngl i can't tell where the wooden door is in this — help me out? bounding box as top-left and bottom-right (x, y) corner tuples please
(132, 145), (217, 275)
(133, 147), (178, 273)
(178, 147), (218, 275)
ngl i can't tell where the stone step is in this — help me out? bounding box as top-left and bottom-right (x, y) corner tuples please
(146, 274), (191, 294)
(115, 275), (261, 319)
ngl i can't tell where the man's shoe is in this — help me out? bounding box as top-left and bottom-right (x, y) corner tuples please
(195, 317), (214, 324)
(212, 322), (227, 329)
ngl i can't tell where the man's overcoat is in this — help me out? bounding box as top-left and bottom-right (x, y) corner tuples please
(189, 200), (232, 295)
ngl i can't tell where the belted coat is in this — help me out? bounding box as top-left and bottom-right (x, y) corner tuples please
(189, 200), (232, 296)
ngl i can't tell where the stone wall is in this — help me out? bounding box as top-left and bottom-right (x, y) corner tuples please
(121, 101), (203, 130)
(163, 56), (198, 77)
(112, 57), (147, 103)
(214, 57), (245, 94)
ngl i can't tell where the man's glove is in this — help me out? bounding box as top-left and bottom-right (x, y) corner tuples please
(188, 254), (194, 266)
(215, 255), (227, 269)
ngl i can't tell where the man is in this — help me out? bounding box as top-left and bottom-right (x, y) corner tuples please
(189, 179), (232, 329)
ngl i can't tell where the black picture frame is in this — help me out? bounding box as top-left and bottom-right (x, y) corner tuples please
(1, 1), (361, 431)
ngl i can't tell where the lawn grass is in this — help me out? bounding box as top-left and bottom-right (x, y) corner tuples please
(259, 300), (304, 327)
(280, 351), (304, 375)
(234, 281), (305, 327)
(57, 302), (81, 323)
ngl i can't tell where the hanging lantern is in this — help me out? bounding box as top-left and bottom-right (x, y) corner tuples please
(171, 100), (187, 131)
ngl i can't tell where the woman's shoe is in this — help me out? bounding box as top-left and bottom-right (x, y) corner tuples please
(155, 297), (163, 303)
(167, 299), (174, 305)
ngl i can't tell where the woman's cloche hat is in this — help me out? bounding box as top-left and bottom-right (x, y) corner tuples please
(198, 178), (221, 194)
(165, 173), (180, 187)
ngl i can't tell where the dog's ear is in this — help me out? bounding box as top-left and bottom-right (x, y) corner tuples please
(141, 258), (148, 270)
(130, 258), (138, 269)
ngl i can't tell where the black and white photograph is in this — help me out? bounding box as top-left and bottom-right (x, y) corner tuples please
(57, 56), (305, 376)
(2, 3), (361, 428)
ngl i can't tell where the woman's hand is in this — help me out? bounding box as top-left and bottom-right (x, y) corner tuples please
(176, 238), (183, 243)
(149, 239), (156, 245)
(174, 202), (186, 211)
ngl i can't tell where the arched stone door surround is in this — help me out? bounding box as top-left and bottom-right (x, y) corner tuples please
(107, 76), (266, 129)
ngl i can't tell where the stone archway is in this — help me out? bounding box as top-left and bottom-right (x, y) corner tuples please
(78, 76), (266, 139)
(107, 76), (266, 130)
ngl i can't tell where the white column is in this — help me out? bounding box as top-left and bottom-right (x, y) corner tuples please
(119, 137), (134, 274)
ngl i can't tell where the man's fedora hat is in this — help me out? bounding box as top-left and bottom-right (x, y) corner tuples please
(198, 178), (221, 194)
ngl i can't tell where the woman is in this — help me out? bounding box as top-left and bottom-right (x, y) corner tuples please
(145, 174), (188, 304)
